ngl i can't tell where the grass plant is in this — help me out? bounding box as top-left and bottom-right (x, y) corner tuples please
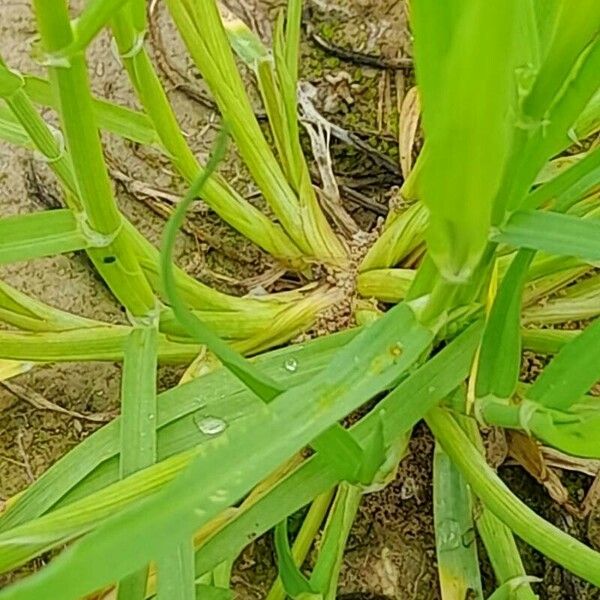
(0, 0), (599, 598)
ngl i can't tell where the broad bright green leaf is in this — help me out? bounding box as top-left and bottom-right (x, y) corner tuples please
(411, 0), (518, 281)
(494, 210), (600, 264)
(0, 209), (88, 264)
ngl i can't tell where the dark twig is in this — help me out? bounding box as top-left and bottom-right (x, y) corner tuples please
(310, 32), (413, 71)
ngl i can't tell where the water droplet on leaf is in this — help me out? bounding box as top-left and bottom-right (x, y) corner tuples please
(283, 357), (298, 373)
(197, 416), (227, 436)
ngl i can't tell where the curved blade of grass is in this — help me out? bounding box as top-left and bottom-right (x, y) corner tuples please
(494, 210), (600, 263)
(426, 407), (600, 587)
(0, 210), (88, 264)
(458, 417), (538, 600)
(160, 124), (368, 479)
(160, 125), (283, 401)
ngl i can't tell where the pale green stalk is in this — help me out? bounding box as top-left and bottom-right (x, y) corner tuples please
(32, 0), (155, 317)
(109, 2), (302, 265)
(426, 407), (600, 586)
(166, 0), (346, 263)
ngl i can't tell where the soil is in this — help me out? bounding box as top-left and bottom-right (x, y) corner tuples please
(0, 0), (598, 598)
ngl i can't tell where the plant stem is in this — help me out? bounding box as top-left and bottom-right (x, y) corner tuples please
(32, 0), (155, 317)
(426, 407), (600, 586)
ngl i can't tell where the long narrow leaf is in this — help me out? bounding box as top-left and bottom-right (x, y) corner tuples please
(494, 210), (600, 263)
(0, 210), (88, 264)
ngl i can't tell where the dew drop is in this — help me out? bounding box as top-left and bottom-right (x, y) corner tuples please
(283, 357), (298, 373)
(196, 416), (227, 436)
(428, 386), (436, 393)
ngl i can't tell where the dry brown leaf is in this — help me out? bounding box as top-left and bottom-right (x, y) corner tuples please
(398, 86), (421, 179)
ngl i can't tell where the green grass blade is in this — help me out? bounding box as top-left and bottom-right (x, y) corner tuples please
(0, 210), (88, 264)
(494, 210), (600, 263)
(22, 76), (159, 146)
(522, 2), (600, 123)
(411, 0), (517, 280)
(525, 143), (600, 211)
(526, 317), (600, 410)
(476, 250), (534, 400)
(0, 303), (434, 599)
(64, 0), (131, 57)
(266, 491), (333, 600)
(459, 416), (538, 600)
(434, 443), (483, 600)
(426, 408), (600, 587)
(117, 325), (158, 600)
(156, 538), (195, 600)
(308, 483), (362, 599)
(274, 519), (317, 597)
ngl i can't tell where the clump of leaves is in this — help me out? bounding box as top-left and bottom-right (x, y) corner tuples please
(0, 1), (600, 599)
